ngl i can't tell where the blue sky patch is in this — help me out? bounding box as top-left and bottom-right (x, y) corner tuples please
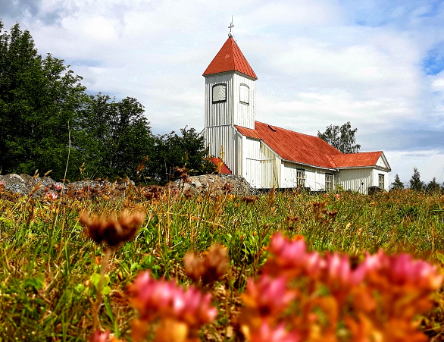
(423, 44), (444, 75)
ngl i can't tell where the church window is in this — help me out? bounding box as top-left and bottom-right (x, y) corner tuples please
(212, 84), (226, 103)
(297, 169), (305, 188)
(325, 174), (333, 191)
(240, 84), (249, 104)
(379, 174), (384, 190)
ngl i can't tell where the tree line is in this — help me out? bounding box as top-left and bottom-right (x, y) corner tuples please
(0, 21), (214, 184)
(391, 168), (443, 193)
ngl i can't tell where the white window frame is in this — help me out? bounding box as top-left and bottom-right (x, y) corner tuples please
(240, 84), (249, 105)
(212, 84), (227, 103)
(325, 174), (333, 191)
(378, 174), (384, 190)
(297, 169), (305, 188)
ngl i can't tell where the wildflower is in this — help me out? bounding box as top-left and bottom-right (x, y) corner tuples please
(265, 232), (324, 278)
(154, 318), (189, 342)
(89, 331), (120, 342)
(128, 271), (217, 327)
(242, 275), (296, 317)
(45, 191), (58, 200)
(242, 320), (300, 342)
(175, 166), (190, 183)
(183, 244), (228, 285)
(334, 194), (340, 200)
(79, 210), (145, 248)
(242, 196), (258, 204)
(324, 253), (366, 287)
(222, 182), (234, 194)
(364, 250), (443, 291)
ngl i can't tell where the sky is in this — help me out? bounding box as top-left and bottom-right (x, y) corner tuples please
(1, 0), (444, 186)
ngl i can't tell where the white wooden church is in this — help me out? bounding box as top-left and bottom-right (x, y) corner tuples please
(202, 31), (391, 194)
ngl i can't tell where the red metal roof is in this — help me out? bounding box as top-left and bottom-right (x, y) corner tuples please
(235, 122), (385, 169)
(210, 157), (232, 174)
(203, 37), (258, 80)
(330, 152), (383, 168)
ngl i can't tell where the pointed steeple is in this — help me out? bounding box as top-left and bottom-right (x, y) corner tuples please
(203, 37), (258, 80)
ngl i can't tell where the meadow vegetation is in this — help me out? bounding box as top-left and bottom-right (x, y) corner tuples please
(0, 182), (443, 341)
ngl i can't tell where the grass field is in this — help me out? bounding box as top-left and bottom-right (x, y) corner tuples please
(0, 184), (443, 341)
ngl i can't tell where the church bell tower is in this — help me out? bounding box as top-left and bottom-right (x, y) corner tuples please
(202, 19), (258, 174)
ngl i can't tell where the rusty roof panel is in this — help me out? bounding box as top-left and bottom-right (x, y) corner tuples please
(236, 122), (384, 169)
(203, 38), (258, 80)
(210, 157), (232, 174)
(330, 152), (382, 168)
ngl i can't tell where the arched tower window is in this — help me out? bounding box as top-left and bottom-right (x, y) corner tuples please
(240, 84), (249, 104)
(212, 84), (227, 103)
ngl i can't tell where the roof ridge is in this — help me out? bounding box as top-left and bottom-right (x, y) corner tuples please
(255, 121), (343, 145)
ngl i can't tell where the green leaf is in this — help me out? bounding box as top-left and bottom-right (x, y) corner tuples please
(131, 262), (140, 273)
(101, 286), (111, 296)
(90, 273), (101, 288)
(104, 297), (114, 323)
(22, 274), (44, 291)
(436, 252), (444, 265)
(74, 284), (85, 293)
(90, 273), (110, 289)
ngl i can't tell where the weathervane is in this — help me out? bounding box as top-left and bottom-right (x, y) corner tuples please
(228, 16), (234, 38)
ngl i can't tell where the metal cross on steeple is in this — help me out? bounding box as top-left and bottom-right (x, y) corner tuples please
(228, 16), (234, 38)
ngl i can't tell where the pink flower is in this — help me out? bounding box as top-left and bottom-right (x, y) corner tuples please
(54, 184), (63, 190)
(267, 233), (325, 278)
(334, 194), (340, 200)
(128, 271), (217, 326)
(324, 253), (366, 287)
(0, 181), (4, 186)
(45, 191), (58, 200)
(242, 275), (296, 316)
(363, 250), (443, 290)
(247, 321), (300, 342)
(89, 331), (110, 342)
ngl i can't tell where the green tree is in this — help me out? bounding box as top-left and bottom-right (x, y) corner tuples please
(317, 121), (361, 154)
(409, 167), (425, 191)
(391, 174), (404, 190)
(75, 94), (154, 180)
(151, 127), (215, 184)
(426, 177), (441, 194)
(0, 21), (86, 179)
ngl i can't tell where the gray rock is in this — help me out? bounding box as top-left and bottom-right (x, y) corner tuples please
(173, 174), (258, 197)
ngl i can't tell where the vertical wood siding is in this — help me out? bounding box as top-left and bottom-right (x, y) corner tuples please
(260, 143), (280, 188)
(243, 138), (261, 187)
(204, 126), (236, 174)
(281, 162), (333, 190)
(204, 72), (257, 178)
(336, 169), (372, 194)
(233, 73), (255, 129)
(241, 138), (280, 188)
(205, 74), (233, 127)
(372, 169), (390, 191)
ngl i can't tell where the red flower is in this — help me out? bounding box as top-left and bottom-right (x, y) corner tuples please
(242, 275), (296, 316)
(128, 272), (217, 327)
